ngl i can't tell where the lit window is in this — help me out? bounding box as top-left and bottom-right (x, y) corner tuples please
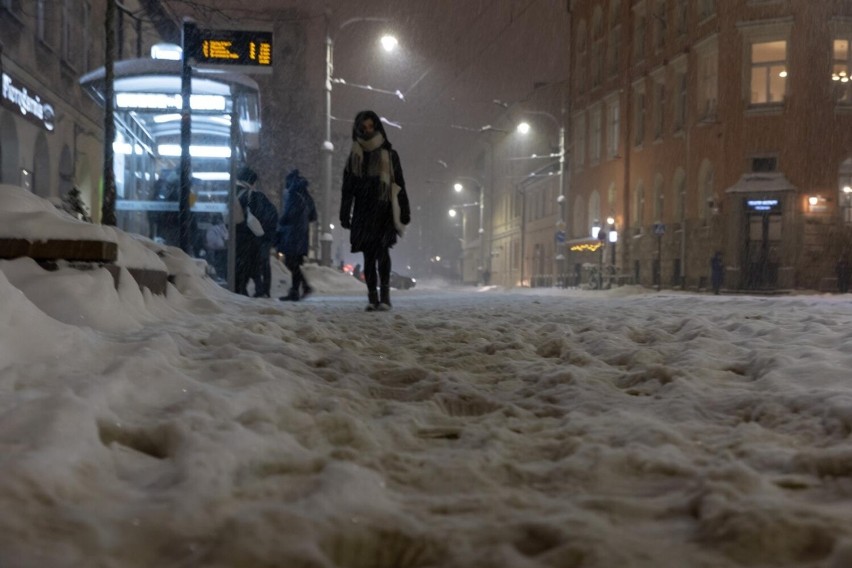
(750, 40), (788, 105)
(833, 39), (851, 104)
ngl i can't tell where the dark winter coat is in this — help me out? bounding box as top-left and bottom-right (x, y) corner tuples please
(276, 173), (317, 258)
(339, 111), (411, 253)
(237, 188), (278, 246)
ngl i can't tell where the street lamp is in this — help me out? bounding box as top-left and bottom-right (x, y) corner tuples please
(454, 177), (486, 282)
(515, 110), (567, 285)
(322, 15), (396, 266)
(607, 216), (618, 283)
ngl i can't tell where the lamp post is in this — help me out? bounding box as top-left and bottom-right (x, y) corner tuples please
(322, 15), (394, 266)
(607, 216), (618, 287)
(449, 201), (480, 284)
(516, 111), (567, 285)
(591, 219), (603, 290)
(453, 177), (485, 281)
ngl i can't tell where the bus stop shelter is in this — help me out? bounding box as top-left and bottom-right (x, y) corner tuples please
(79, 55), (262, 289)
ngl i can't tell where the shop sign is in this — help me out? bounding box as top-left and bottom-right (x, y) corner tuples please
(1, 72), (55, 132)
(745, 198), (780, 212)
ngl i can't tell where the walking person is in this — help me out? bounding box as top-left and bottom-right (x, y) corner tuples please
(277, 169), (317, 301)
(339, 110), (410, 311)
(205, 213), (228, 280)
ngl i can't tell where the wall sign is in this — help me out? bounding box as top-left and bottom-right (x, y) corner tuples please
(745, 198), (781, 212)
(184, 26), (273, 74)
(1, 72), (55, 132)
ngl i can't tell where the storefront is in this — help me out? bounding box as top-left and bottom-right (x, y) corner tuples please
(0, 57), (59, 196)
(725, 172), (796, 291)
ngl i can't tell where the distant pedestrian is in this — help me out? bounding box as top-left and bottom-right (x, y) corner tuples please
(837, 256), (851, 294)
(339, 110), (410, 311)
(205, 213), (228, 279)
(710, 251), (724, 295)
(276, 169), (317, 301)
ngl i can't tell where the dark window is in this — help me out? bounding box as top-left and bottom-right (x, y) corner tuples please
(751, 157), (777, 172)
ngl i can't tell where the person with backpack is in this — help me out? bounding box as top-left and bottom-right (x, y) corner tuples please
(277, 169), (317, 301)
(234, 166), (277, 297)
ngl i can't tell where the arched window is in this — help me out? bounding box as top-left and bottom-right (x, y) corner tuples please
(576, 22), (588, 93)
(653, 173), (665, 222)
(591, 6), (604, 87)
(633, 180), (645, 233)
(698, 159), (715, 223)
(573, 195), (587, 238)
(839, 158), (852, 225)
(672, 168), (686, 225)
(33, 133), (51, 198)
(607, 182), (617, 211)
(588, 189), (601, 235)
(0, 113), (19, 185)
(59, 145), (74, 196)
(608, 0), (622, 76)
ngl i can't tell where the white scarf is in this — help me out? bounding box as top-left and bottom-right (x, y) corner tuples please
(349, 133), (392, 201)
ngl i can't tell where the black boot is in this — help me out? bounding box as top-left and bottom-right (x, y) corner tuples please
(378, 286), (391, 311)
(365, 289), (379, 311)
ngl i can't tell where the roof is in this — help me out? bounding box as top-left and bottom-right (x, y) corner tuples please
(725, 172), (797, 194)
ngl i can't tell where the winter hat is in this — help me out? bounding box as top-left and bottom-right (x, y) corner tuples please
(286, 169), (308, 191)
(236, 165), (258, 186)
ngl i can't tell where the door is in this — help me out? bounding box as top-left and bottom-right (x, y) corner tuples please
(744, 212), (782, 290)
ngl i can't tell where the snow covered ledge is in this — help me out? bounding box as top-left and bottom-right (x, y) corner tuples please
(0, 185), (170, 295)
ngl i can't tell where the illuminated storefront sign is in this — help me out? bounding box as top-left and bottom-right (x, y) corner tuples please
(1, 72), (55, 132)
(745, 198), (780, 212)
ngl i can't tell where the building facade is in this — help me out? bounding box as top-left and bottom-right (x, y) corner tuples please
(0, 0), (171, 222)
(565, 0), (852, 291)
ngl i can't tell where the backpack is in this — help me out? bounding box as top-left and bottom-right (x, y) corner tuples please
(251, 192), (279, 238)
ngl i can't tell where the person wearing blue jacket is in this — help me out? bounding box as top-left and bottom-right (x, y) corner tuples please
(277, 169), (317, 301)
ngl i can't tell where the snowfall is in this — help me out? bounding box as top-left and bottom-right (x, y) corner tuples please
(2, 184), (852, 568)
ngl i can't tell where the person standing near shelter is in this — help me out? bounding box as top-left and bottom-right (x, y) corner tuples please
(205, 213), (228, 280)
(234, 166), (266, 296)
(250, 181), (279, 298)
(339, 110), (410, 311)
(277, 169), (317, 301)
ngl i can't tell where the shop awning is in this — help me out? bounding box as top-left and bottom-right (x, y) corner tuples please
(725, 172), (797, 194)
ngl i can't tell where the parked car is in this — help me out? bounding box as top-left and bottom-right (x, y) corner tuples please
(352, 269), (416, 289)
(390, 271), (416, 290)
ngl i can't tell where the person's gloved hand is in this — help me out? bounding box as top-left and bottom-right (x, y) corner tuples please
(340, 217), (351, 229)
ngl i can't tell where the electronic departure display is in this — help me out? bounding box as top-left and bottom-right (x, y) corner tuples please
(185, 28), (273, 74)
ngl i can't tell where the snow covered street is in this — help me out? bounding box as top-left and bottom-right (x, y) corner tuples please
(2, 255), (852, 567)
